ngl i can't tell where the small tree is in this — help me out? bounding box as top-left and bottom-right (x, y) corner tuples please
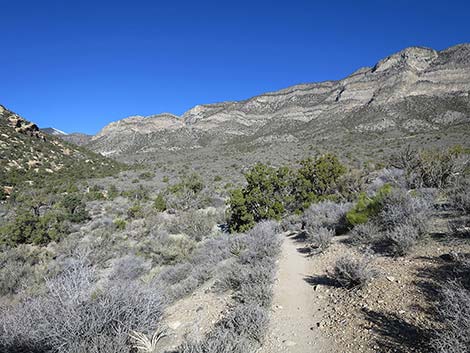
(228, 163), (291, 232)
(61, 194), (89, 222)
(228, 155), (348, 232)
(228, 188), (255, 233)
(292, 154), (347, 211)
(298, 154), (346, 195)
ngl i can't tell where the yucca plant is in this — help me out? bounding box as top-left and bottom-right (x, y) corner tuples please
(130, 329), (168, 353)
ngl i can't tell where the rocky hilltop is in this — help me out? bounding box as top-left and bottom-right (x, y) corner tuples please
(0, 105), (122, 195)
(84, 44), (470, 162)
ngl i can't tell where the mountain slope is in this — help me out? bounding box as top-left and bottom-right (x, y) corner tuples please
(87, 44), (470, 162)
(0, 105), (123, 196)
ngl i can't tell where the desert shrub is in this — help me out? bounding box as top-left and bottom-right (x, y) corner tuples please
(220, 260), (274, 307)
(302, 200), (351, 233)
(431, 281), (470, 353)
(0, 245), (41, 296)
(197, 221), (280, 353)
(167, 210), (216, 241)
(107, 184), (119, 199)
(169, 173), (205, 194)
(305, 226), (334, 253)
(348, 188), (433, 254)
(391, 146), (469, 189)
(121, 186), (149, 201)
(86, 185), (106, 201)
(336, 169), (366, 201)
(280, 213), (302, 232)
(346, 184), (392, 226)
(113, 218), (127, 230)
(153, 193), (167, 212)
(61, 194), (90, 223)
(157, 263), (193, 286)
(0, 210), (69, 245)
(217, 221), (280, 310)
(235, 273), (274, 307)
(87, 216), (113, 231)
(179, 221), (279, 350)
(165, 182), (212, 211)
(349, 222), (381, 245)
(164, 173), (209, 211)
(127, 203), (143, 219)
(383, 222), (419, 256)
(138, 171), (155, 180)
(329, 256), (378, 289)
(190, 234), (233, 267)
(367, 168), (407, 194)
(447, 178), (470, 214)
(0, 260), (165, 353)
(153, 235), (235, 303)
(181, 304), (268, 353)
(108, 254), (150, 281)
(376, 188), (434, 236)
(138, 232), (196, 265)
(239, 221), (282, 262)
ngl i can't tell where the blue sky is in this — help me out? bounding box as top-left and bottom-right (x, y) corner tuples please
(1, 0), (469, 134)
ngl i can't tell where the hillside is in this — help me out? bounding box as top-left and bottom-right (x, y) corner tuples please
(85, 44), (470, 166)
(0, 105), (123, 197)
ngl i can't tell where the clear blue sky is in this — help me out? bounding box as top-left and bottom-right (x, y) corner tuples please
(1, 0), (469, 134)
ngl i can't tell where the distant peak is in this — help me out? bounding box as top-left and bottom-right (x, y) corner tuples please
(41, 127), (68, 136)
(372, 46), (438, 73)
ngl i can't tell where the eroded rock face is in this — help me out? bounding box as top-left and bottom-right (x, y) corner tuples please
(88, 44), (470, 157)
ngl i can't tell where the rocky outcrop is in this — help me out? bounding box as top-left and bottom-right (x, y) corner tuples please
(0, 106), (45, 140)
(93, 113), (183, 140)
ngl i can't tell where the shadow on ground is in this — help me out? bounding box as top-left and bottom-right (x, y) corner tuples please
(303, 274), (340, 288)
(361, 308), (432, 353)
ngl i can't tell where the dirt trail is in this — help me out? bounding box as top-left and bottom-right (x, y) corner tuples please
(259, 233), (341, 353)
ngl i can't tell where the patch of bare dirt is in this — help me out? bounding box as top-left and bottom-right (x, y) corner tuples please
(159, 280), (233, 351)
(317, 237), (470, 353)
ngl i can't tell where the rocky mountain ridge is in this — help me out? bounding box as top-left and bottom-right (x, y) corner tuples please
(84, 44), (470, 160)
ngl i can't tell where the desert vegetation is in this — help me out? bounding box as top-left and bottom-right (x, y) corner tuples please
(0, 140), (469, 353)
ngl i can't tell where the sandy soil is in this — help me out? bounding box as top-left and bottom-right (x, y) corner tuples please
(259, 233), (344, 353)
